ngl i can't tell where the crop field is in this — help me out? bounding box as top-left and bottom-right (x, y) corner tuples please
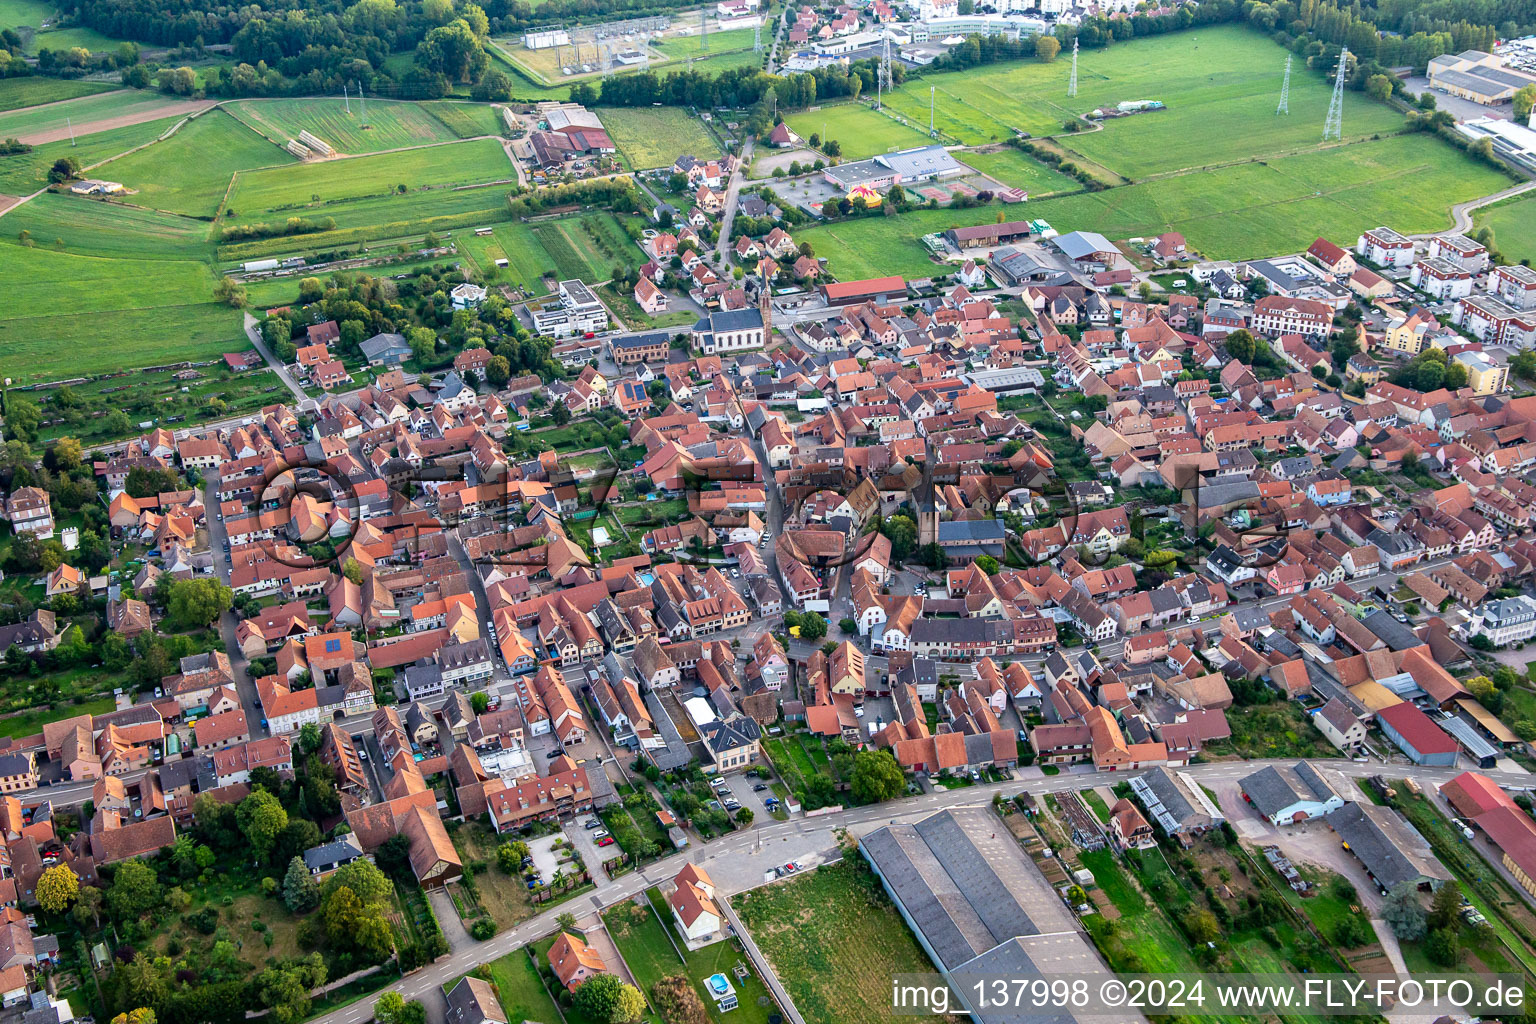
(799, 133), (1508, 276)
(1475, 194), (1536, 265)
(0, 88), (195, 141)
(784, 103), (930, 160)
(94, 109), (292, 216)
(957, 146), (1079, 195)
(0, 114), (179, 194)
(227, 97), (461, 154)
(421, 101), (505, 139)
(601, 106), (716, 168)
(223, 138), (510, 222)
(1, 191), (212, 259)
(876, 26), (1404, 179)
(0, 77), (114, 112)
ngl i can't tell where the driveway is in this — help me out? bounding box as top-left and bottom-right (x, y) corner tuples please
(428, 889), (473, 953)
(564, 821), (613, 883)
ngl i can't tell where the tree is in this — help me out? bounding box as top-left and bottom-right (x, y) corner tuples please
(374, 993), (409, 1024)
(975, 555), (1000, 575)
(572, 975), (645, 1024)
(48, 156), (79, 183)
(498, 841), (530, 872)
(1425, 926), (1461, 966)
(1183, 907), (1220, 945)
(283, 856), (319, 913)
(3, 396), (40, 443)
(1333, 914), (1371, 948)
(471, 691), (491, 714)
(798, 612), (827, 641)
(1428, 880), (1462, 932)
(111, 1009), (156, 1024)
(1224, 329), (1256, 364)
(1382, 881), (1426, 941)
(163, 577), (233, 629)
(237, 787), (290, 861)
(880, 514), (918, 562)
(1035, 34), (1060, 62)
(52, 436), (84, 471)
(1366, 74), (1394, 101)
(839, 618), (858, 635)
(850, 749), (905, 803)
(107, 859), (162, 920)
(72, 885), (103, 929)
(37, 863), (79, 912)
(485, 354), (511, 386)
(1510, 349), (1536, 382)
(650, 975), (709, 1024)
(214, 276), (249, 309)
(1515, 83), (1536, 123)
(1443, 360), (1469, 390)
(408, 326), (438, 364)
(341, 557), (364, 585)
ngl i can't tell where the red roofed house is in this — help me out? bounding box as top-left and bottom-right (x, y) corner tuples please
(548, 932), (606, 991)
(667, 862), (723, 944)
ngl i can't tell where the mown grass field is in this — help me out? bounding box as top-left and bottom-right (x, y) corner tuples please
(0, 77), (114, 112)
(602, 106), (716, 169)
(227, 97), (461, 154)
(798, 133), (1509, 276)
(1, 191), (212, 258)
(223, 138), (510, 222)
(459, 212), (640, 292)
(957, 146), (1079, 195)
(649, 26), (757, 59)
(734, 861), (950, 1024)
(0, 114), (178, 194)
(472, 952), (563, 1024)
(1474, 193), (1536, 266)
(0, 87), (190, 139)
(784, 102), (931, 160)
(94, 109), (292, 216)
(875, 26), (1405, 179)
(421, 101), (505, 139)
(0, 0), (130, 51)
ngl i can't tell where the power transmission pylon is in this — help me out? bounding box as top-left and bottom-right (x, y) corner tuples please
(878, 35), (892, 111)
(1323, 47), (1348, 140)
(1277, 55), (1290, 115)
(1067, 37), (1078, 98)
(930, 85), (935, 135)
(343, 82), (352, 115)
(753, 22), (761, 52)
(701, 7), (708, 51)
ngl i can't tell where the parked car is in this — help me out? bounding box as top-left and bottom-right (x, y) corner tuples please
(783, 861), (798, 873)
(592, 829), (610, 840)
(547, 748), (564, 759)
(584, 818), (603, 829)
(752, 783), (768, 792)
(596, 836), (615, 847)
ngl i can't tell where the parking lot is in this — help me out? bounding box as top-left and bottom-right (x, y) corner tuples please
(564, 818), (614, 881)
(715, 769), (778, 819)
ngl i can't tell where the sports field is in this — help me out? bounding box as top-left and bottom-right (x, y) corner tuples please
(222, 138), (511, 224)
(799, 134), (1509, 277)
(784, 103), (930, 160)
(847, 27), (1406, 180)
(1474, 194), (1536, 266)
(601, 106), (716, 168)
(0, 77), (114, 112)
(227, 97), (461, 154)
(957, 146), (1079, 196)
(94, 110), (292, 216)
(459, 212), (642, 292)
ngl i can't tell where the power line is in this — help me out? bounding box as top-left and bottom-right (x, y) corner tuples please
(1277, 55), (1290, 115)
(1067, 37), (1078, 98)
(1323, 47), (1348, 140)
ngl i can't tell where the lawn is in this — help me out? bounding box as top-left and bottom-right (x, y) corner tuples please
(783, 102), (932, 160)
(1081, 789), (1112, 824)
(222, 138), (511, 223)
(957, 145), (1079, 196)
(797, 133), (1508, 275)
(470, 950), (564, 1024)
(0, 88), (195, 140)
(604, 889), (778, 1024)
(0, 114), (181, 194)
(733, 860), (951, 1024)
(875, 25), (1406, 178)
(226, 97), (462, 155)
(1077, 849), (1211, 975)
(422, 101), (506, 139)
(1474, 193), (1536, 266)
(93, 109), (293, 216)
(602, 107), (718, 169)
(0, 694), (114, 738)
(0, 77), (115, 112)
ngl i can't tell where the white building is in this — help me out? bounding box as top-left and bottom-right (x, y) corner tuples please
(1452, 294), (1536, 348)
(1426, 233), (1489, 273)
(1468, 596), (1536, 648)
(1410, 257), (1475, 300)
(1490, 264), (1536, 311)
(529, 279), (609, 338)
(667, 863), (724, 945)
(1356, 226), (1415, 269)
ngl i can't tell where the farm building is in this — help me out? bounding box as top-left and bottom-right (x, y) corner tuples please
(1240, 762), (1346, 826)
(1325, 801), (1451, 892)
(1375, 702), (1458, 767)
(819, 276), (906, 306)
(1052, 231), (1124, 272)
(946, 221), (1032, 250)
(822, 144), (966, 192)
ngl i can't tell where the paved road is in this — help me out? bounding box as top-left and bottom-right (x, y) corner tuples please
(242, 312), (312, 405)
(307, 756), (1527, 1024)
(714, 138), (756, 262)
(1411, 179), (1536, 238)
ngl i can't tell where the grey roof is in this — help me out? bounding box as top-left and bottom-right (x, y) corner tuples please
(859, 808), (1127, 1023)
(701, 713), (761, 754)
(1325, 802), (1451, 890)
(1053, 230), (1117, 261)
(613, 329), (673, 350)
(698, 307), (764, 333)
(1228, 605), (1270, 632)
(1241, 761), (1342, 820)
(303, 833), (365, 872)
(1359, 610), (1421, 652)
(937, 519), (1006, 543)
(1130, 766), (1224, 834)
(361, 332), (410, 358)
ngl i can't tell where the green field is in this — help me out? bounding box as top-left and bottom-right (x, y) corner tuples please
(223, 138), (510, 224)
(0, 88), (191, 140)
(0, 114), (179, 194)
(95, 109), (293, 216)
(602, 106), (717, 169)
(957, 146), (1079, 195)
(0, 77), (115, 112)
(0, 0), (132, 51)
(459, 212), (640, 292)
(734, 861), (950, 1024)
(799, 133), (1510, 275)
(1474, 193), (1536, 265)
(421, 101), (505, 139)
(1, 190), (213, 258)
(650, 26), (758, 59)
(873, 26), (1405, 179)
(227, 97), (462, 154)
(784, 103), (931, 160)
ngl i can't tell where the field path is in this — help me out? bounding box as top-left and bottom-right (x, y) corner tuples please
(0, 194), (18, 214)
(17, 98), (216, 145)
(1417, 179), (1536, 237)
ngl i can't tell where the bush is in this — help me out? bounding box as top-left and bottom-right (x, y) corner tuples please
(470, 918), (496, 940)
